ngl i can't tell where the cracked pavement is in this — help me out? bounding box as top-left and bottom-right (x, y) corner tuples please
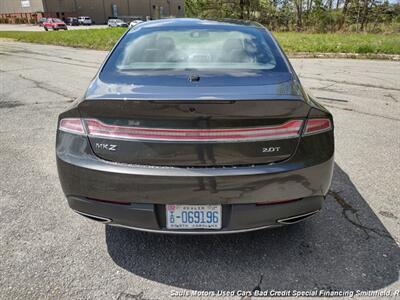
(0, 41), (399, 299)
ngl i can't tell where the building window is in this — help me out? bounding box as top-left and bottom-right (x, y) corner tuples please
(178, 6), (181, 10)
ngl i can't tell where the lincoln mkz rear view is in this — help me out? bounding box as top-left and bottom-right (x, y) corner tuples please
(56, 19), (334, 234)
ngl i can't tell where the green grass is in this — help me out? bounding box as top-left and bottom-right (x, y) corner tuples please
(0, 28), (399, 55)
(274, 32), (400, 55)
(0, 28), (127, 51)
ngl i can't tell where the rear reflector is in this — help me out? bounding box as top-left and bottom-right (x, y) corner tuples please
(59, 118), (85, 134)
(87, 197), (131, 206)
(84, 119), (304, 142)
(303, 118), (332, 136)
(256, 198), (300, 205)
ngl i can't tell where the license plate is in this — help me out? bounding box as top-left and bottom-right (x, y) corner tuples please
(166, 205), (222, 230)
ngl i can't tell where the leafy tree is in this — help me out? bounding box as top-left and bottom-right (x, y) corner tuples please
(184, 0), (400, 32)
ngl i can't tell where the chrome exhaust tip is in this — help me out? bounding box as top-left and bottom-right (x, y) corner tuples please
(277, 210), (320, 225)
(73, 210), (112, 224)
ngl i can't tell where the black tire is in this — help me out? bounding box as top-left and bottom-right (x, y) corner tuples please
(44, 27), (48, 31)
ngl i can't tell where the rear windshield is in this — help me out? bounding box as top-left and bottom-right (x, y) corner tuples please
(103, 25), (288, 72)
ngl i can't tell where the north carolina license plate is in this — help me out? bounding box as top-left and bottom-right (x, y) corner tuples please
(166, 205), (222, 229)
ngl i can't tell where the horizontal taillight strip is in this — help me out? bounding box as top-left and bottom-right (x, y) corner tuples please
(84, 119), (304, 142)
(59, 118), (332, 141)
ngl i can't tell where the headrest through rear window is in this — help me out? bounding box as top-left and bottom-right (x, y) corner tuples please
(157, 37), (176, 52)
(223, 38), (244, 52)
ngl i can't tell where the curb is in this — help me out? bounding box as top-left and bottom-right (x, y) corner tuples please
(287, 52), (400, 61)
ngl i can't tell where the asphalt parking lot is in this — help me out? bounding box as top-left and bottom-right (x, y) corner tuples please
(0, 24), (108, 31)
(0, 40), (399, 299)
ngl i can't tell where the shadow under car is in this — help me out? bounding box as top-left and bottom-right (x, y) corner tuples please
(105, 163), (400, 292)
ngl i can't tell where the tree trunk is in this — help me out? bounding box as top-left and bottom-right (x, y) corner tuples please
(308, 0), (314, 11)
(239, 0), (245, 19)
(339, 0), (349, 30)
(360, 0), (370, 31)
(295, 0), (303, 31)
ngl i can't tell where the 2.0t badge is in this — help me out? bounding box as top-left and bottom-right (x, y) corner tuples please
(262, 146), (280, 153)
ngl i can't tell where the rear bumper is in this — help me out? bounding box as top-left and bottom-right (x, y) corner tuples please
(68, 195), (323, 234)
(57, 130), (334, 233)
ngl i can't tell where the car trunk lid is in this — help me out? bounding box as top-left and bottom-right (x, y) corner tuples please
(79, 71), (309, 167)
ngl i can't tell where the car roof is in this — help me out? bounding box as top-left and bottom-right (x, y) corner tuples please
(134, 18), (265, 30)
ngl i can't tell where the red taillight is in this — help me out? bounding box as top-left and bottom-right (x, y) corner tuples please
(59, 118), (332, 140)
(303, 118), (332, 136)
(59, 118), (85, 134)
(84, 119), (304, 142)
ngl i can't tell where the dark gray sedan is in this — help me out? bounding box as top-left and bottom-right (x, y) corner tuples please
(56, 18), (334, 234)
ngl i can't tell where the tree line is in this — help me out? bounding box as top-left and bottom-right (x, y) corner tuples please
(185, 0), (400, 32)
